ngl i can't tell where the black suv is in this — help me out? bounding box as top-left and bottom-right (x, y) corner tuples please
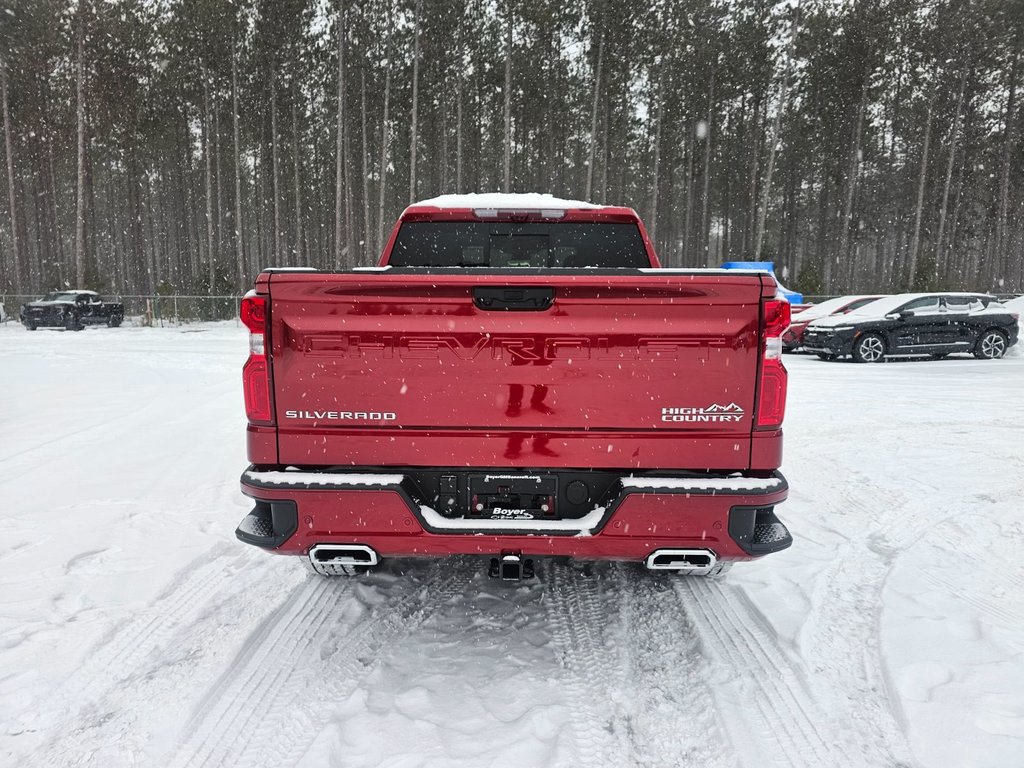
(20, 291), (125, 331)
(802, 293), (1018, 362)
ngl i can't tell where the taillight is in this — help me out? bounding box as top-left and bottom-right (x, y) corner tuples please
(763, 298), (791, 339)
(241, 293), (274, 425)
(757, 299), (790, 429)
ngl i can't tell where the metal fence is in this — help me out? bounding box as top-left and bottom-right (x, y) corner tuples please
(0, 294), (242, 326)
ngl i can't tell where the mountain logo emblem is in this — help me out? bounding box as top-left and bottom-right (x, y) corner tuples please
(701, 403), (743, 414)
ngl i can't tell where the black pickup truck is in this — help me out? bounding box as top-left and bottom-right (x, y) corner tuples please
(20, 290), (124, 331)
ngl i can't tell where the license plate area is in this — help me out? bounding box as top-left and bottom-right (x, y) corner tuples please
(468, 474), (557, 520)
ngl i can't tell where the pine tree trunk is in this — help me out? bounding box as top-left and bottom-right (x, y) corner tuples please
(376, 62), (392, 255)
(149, 172), (162, 288)
(700, 70), (715, 265)
(996, 52), (1018, 285)
(599, 83), (610, 203)
(452, 10), (467, 193)
(409, 0), (422, 204)
(292, 94), (303, 266)
(203, 71), (215, 293)
(271, 74), (282, 266)
(360, 67), (371, 259)
(745, 94), (761, 257)
(47, 140), (64, 269)
(158, 165), (172, 285)
(648, 74), (664, 247)
(334, 0), (346, 268)
(34, 132), (55, 281)
(837, 72), (869, 284)
(182, 124), (196, 281)
(682, 130), (694, 265)
(214, 100), (222, 270)
(456, 71), (463, 191)
(819, 173), (833, 289)
(545, 30), (556, 190)
(935, 68), (967, 286)
(232, 41), (245, 288)
(75, 5), (87, 288)
(585, 27), (603, 201)
(503, 2), (512, 192)
(906, 87), (935, 290)
(253, 128), (264, 272)
(27, 167), (42, 288)
(342, 90), (355, 264)
(754, 86), (786, 261)
(0, 57), (21, 291)
(755, 12), (799, 261)
(947, 106), (972, 286)
(439, 91), (449, 192)
(140, 160), (155, 294)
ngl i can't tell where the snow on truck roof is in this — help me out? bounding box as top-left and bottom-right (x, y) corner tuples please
(410, 193), (605, 210)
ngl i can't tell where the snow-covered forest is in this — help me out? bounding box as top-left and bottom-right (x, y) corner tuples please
(1, 0), (1022, 297)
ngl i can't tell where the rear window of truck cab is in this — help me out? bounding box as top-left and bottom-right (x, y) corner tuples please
(388, 221), (649, 268)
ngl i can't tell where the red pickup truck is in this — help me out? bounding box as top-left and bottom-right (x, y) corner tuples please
(236, 194), (792, 579)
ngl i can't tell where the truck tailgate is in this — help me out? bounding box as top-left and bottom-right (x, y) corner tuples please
(267, 271), (768, 471)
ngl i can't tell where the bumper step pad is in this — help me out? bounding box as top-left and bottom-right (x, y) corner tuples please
(235, 500), (298, 549)
(728, 506), (794, 555)
(753, 521), (791, 547)
(237, 513), (274, 539)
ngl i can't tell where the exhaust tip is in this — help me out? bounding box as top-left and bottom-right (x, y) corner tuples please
(308, 544), (379, 576)
(645, 548), (718, 575)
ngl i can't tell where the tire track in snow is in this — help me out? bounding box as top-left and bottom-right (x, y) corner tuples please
(918, 517), (1024, 653)
(27, 544), (282, 767)
(678, 577), (842, 768)
(165, 575), (349, 768)
(30, 544), (241, 720)
(231, 561), (476, 768)
(795, 464), (924, 766)
(543, 561), (629, 768)
(168, 558), (475, 768)
(921, 570), (1024, 653)
(0, 398), (157, 467)
(798, 551), (916, 767)
(612, 565), (737, 768)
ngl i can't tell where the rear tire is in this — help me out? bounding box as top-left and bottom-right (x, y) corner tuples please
(25, 322), (37, 331)
(852, 333), (886, 363)
(974, 329), (1008, 360)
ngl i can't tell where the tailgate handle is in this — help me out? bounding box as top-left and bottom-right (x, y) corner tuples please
(473, 286), (554, 311)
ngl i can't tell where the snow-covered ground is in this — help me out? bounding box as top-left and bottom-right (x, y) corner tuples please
(1, 321), (1022, 768)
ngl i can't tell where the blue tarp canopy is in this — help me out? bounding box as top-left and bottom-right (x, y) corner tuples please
(720, 261), (804, 304)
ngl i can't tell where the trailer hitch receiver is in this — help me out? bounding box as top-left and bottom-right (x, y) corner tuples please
(489, 553), (534, 581)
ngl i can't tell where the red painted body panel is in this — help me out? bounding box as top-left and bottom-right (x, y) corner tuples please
(275, 428), (761, 471)
(242, 480), (788, 562)
(263, 271), (770, 471)
(749, 429), (784, 470)
(246, 425), (277, 465)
